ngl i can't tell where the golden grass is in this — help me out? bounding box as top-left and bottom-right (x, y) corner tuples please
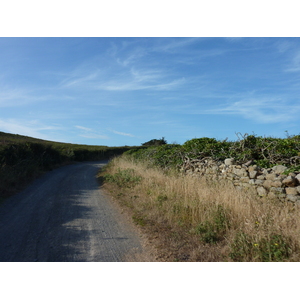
(100, 156), (300, 261)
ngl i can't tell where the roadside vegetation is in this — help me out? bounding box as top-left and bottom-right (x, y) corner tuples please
(126, 133), (300, 172)
(100, 133), (300, 261)
(0, 131), (139, 200)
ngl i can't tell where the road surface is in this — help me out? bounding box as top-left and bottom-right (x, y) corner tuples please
(0, 161), (151, 262)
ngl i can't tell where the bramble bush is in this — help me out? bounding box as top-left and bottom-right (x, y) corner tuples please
(125, 133), (300, 172)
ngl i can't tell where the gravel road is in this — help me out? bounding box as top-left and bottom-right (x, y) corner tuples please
(0, 161), (152, 262)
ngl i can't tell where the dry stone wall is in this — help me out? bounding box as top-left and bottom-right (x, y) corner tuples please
(180, 157), (300, 204)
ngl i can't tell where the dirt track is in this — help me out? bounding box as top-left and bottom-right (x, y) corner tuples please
(0, 161), (152, 262)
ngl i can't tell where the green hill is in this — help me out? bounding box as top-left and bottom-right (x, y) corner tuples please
(0, 131), (139, 200)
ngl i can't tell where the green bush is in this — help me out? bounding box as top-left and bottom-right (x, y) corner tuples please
(124, 132), (300, 171)
(229, 231), (293, 262)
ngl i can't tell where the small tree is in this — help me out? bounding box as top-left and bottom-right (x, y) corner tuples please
(142, 137), (167, 146)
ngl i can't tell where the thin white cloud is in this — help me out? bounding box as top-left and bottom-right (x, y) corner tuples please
(116, 47), (147, 67)
(59, 63), (185, 92)
(98, 66), (185, 91)
(61, 71), (100, 88)
(79, 133), (109, 139)
(101, 77), (185, 91)
(0, 87), (46, 107)
(75, 125), (92, 131)
(275, 40), (294, 53)
(285, 51), (300, 72)
(0, 119), (58, 140)
(198, 97), (300, 124)
(75, 125), (109, 140)
(112, 130), (135, 137)
(153, 38), (203, 53)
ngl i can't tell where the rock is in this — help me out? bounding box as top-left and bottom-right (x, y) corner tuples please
(286, 195), (300, 202)
(296, 174), (300, 182)
(257, 186), (267, 196)
(272, 165), (288, 174)
(282, 176), (298, 187)
(268, 192), (279, 199)
(257, 175), (266, 180)
(269, 187), (285, 194)
(249, 171), (258, 179)
(271, 180), (283, 188)
(233, 168), (248, 177)
(240, 183), (252, 188)
(249, 165), (258, 172)
(263, 180), (272, 189)
(285, 187), (298, 195)
(225, 158), (235, 165)
(243, 160), (253, 167)
(254, 179), (264, 185)
(211, 166), (219, 172)
(297, 186), (300, 194)
(266, 173), (277, 181)
(241, 177), (250, 183)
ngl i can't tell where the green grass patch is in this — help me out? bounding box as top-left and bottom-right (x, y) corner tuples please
(195, 205), (231, 244)
(103, 168), (142, 188)
(229, 231), (293, 262)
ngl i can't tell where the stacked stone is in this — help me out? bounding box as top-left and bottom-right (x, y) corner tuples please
(181, 157), (300, 204)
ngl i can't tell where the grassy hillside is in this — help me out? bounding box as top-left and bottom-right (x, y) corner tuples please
(0, 131), (139, 200)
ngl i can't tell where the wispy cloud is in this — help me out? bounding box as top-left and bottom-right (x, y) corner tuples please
(0, 87), (46, 107)
(61, 71), (100, 88)
(116, 47), (147, 67)
(111, 130), (135, 137)
(75, 125), (93, 131)
(285, 50), (300, 72)
(275, 39), (294, 53)
(0, 118), (60, 140)
(152, 38), (204, 53)
(194, 97), (300, 124)
(75, 125), (109, 140)
(59, 61), (185, 92)
(99, 65), (185, 91)
(101, 77), (185, 91)
(79, 133), (109, 139)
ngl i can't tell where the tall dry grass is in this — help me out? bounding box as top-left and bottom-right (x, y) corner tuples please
(101, 156), (300, 261)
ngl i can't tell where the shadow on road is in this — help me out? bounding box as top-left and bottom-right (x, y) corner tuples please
(0, 161), (142, 262)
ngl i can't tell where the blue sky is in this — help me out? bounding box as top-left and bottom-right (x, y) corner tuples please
(1, 37), (300, 146)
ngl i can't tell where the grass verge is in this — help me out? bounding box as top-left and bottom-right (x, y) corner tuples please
(99, 156), (300, 262)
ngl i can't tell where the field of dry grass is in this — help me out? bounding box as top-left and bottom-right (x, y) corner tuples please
(100, 156), (300, 261)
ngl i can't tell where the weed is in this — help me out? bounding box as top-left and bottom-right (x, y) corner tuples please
(156, 194), (168, 206)
(195, 205), (230, 244)
(229, 231), (254, 261)
(255, 234), (292, 262)
(229, 231), (293, 262)
(196, 221), (220, 243)
(132, 214), (146, 226)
